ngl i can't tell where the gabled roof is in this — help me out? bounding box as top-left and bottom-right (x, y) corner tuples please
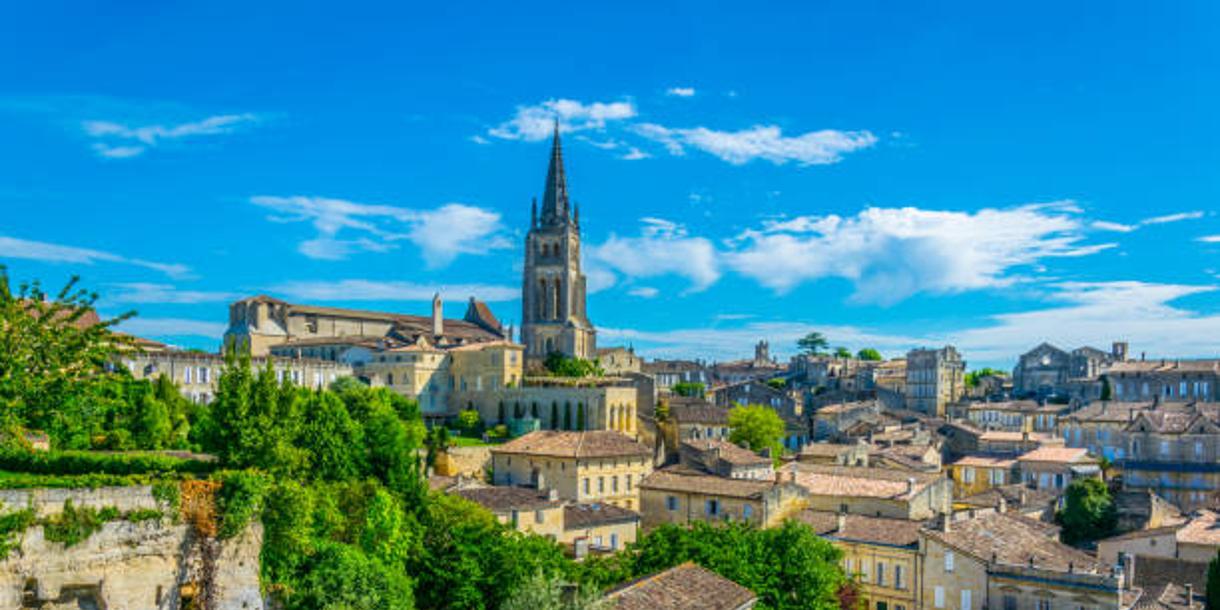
(453, 486), (561, 513)
(922, 512), (1103, 574)
(796, 510), (924, 547)
(779, 462), (940, 500)
(564, 502), (640, 530)
(604, 563), (756, 610)
(639, 467), (776, 499)
(490, 430), (650, 459)
(681, 439), (770, 467)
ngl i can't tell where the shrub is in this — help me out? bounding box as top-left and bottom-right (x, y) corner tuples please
(0, 448), (214, 477)
(0, 507), (35, 559)
(213, 470), (270, 539)
(43, 500), (118, 547)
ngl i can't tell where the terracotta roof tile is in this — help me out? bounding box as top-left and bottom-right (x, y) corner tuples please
(491, 430), (650, 459)
(923, 512), (1104, 574)
(780, 463), (939, 500)
(796, 510), (924, 547)
(640, 467), (775, 499)
(453, 486), (562, 513)
(681, 439), (770, 467)
(564, 502), (640, 530)
(604, 563), (756, 610)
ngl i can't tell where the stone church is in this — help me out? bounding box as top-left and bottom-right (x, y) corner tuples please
(520, 122), (597, 363)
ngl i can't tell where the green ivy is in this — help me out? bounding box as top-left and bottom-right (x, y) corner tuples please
(0, 507), (36, 559)
(43, 500), (118, 547)
(213, 470), (270, 539)
(151, 480), (181, 512)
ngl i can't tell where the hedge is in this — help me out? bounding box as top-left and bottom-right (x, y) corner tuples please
(0, 449), (215, 477)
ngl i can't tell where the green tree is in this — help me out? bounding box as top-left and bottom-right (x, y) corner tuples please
(297, 542), (415, 610)
(563, 403), (572, 430)
(1207, 549), (1220, 610)
(766, 378), (787, 391)
(134, 392), (171, 449)
(728, 404), (785, 459)
(856, 348), (882, 361)
(576, 403), (586, 431)
(544, 353), (604, 377)
(964, 367), (1007, 388)
(624, 521), (845, 610)
(302, 391), (366, 481)
(833, 346), (852, 359)
(1057, 477), (1117, 545)
(359, 488), (417, 568)
(1100, 376), (1113, 401)
(0, 269), (136, 447)
(671, 382), (705, 398)
(457, 409), (483, 436)
(500, 571), (607, 610)
(797, 332), (829, 356)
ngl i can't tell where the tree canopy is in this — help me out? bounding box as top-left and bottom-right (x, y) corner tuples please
(1057, 477), (1117, 545)
(796, 332), (829, 356)
(671, 381), (705, 398)
(855, 348), (883, 361)
(728, 404), (786, 459)
(544, 353), (604, 378)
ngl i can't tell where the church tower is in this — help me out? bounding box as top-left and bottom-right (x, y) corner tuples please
(521, 122), (596, 363)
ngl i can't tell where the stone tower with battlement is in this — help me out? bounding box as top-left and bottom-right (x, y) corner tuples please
(521, 122), (596, 363)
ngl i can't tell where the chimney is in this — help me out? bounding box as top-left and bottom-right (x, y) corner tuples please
(836, 511), (847, 533)
(432, 293), (444, 336)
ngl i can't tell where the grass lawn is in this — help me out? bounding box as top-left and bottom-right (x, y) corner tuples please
(449, 436), (503, 447)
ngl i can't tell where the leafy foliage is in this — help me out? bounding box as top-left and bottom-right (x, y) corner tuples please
(0, 506), (35, 559)
(42, 499), (119, 547)
(728, 404), (786, 459)
(766, 377), (787, 390)
(0, 447), (213, 476)
(543, 352), (604, 377)
(797, 332), (829, 356)
(1207, 549), (1220, 610)
(295, 542), (416, 610)
(855, 348), (883, 361)
(500, 571), (607, 610)
(1057, 477), (1117, 545)
(833, 346), (852, 359)
(671, 382), (705, 398)
(213, 469), (270, 539)
(964, 367), (1008, 388)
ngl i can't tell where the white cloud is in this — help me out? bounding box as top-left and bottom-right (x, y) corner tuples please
(620, 147), (650, 161)
(666, 87), (696, 97)
(723, 202), (1114, 303)
(106, 283), (240, 304)
(469, 135), (490, 145)
(1092, 211), (1204, 233)
(1199, 235), (1220, 243)
(488, 98), (637, 141)
(635, 123), (876, 166)
(115, 317), (227, 339)
(82, 113), (258, 158)
(948, 281), (1220, 364)
(270, 279), (519, 302)
(1141, 211), (1204, 225)
(0, 235), (190, 278)
(628, 286), (660, 298)
(1091, 220), (1136, 233)
(586, 218), (721, 292)
(250, 196), (510, 267)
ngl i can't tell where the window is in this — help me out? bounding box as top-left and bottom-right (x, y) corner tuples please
(510, 510), (519, 528)
(1003, 596), (1018, 610)
(611, 533), (619, 549)
(199, 367), (210, 383)
(626, 474), (633, 491)
(876, 562), (886, 586)
(1160, 441), (1170, 457)
(895, 565), (905, 589)
(598, 477), (605, 494)
(961, 589), (972, 610)
(1196, 442), (1205, 459)
(535, 510), (544, 524)
(934, 587), (945, 608)
(666, 496), (678, 511)
(944, 551), (954, 572)
(612, 476), (619, 493)
(963, 467), (975, 484)
(1036, 600), (1051, 610)
(184, 367), (193, 383)
(878, 603), (888, 610)
(990, 469), (1005, 485)
(705, 499), (721, 517)
(582, 479), (590, 495)
(743, 504), (753, 520)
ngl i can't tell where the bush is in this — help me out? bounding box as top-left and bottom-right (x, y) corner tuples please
(213, 470), (270, 539)
(0, 448), (214, 477)
(0, 507), (35, 559)
(43, 500), (118, 547)
(456, 409), (483, 436)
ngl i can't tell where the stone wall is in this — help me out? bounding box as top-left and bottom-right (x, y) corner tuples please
(0, 485), (160, 518)
(0, 486), (263, 610)
(435, 446), (493, 477)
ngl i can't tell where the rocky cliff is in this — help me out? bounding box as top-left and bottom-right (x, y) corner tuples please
(0, 486), (263, 610)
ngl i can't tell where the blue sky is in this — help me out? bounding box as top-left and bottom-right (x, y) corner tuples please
(2, 1), (1219, 368)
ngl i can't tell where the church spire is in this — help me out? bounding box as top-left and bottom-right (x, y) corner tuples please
(540, 118), (569, 224)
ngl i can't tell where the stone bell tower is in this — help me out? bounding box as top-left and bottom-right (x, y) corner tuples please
(520, 121), (596, 363)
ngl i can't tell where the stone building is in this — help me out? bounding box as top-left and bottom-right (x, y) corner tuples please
(1121, 402), (1220, 511)
(643, 359), (712, 390)
(920, 512), (1124, 610)
(520, 123), (596, 363)
(961, 400), (1066, 434)
(120, 349), (353, 404)
(678, 438), (774, 480)
(1012, 342), (1126, 400)
(597, 346), (642, 375)
(1015, 446), (1101, 492)
(779, 462), (952, 520)
(453, 486), (567, 539)
(225, 292), (505, 357)
(1107, 359), (1219, 403)
(905, 347), (965, 416)
(489, 430), (652, 510)
(710, 341), (785, 385)
(799, 511), (923, 610)
(637, 466), (807, 530)
(947, 455), (1016, 498)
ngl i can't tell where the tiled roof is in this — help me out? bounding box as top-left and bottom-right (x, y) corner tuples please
(491, 430), (651, 459)
(1133, 583), (1203, 610)
(669, 402), (730, 425)
(276, 335), (386, 348)
(1063, 401), (1154, 423)
(923, 512), (1104, 574)
(979, 430), (1061, 443)
(640, 467), (775, 499)
(796, 510), (924, 547)
(604, 562), (756, 610)
(957, 484), (1058, 511)
(966, 401), (1065, 413)
(1132, 556), (1207, 593)
(453, 486), (561, 513)
(1173, 509), (1220, 546)
(779, 463), (939, 500)
(564, 502), (640, 530)
(800, 443), (859, 457)
(951, 455), (1016, 468)
(681, 439), (770, 467)
(1016, 447), (1095, 464)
